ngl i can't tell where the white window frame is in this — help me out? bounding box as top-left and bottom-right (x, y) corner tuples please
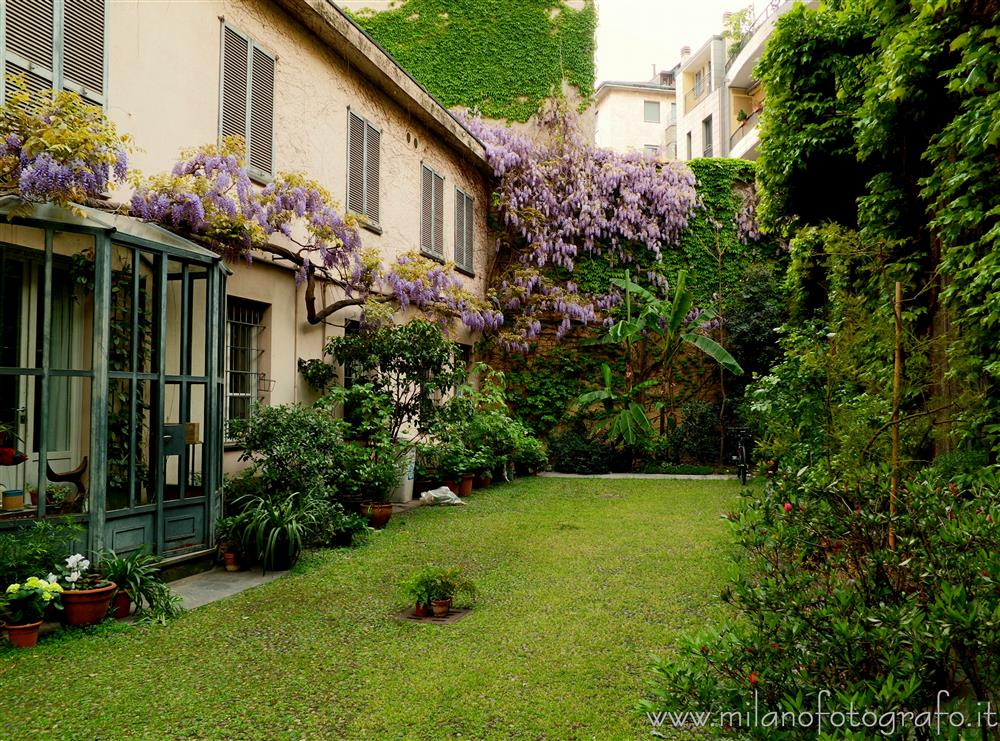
(224, 298), (267, 443)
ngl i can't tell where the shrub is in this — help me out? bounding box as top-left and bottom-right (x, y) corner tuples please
(234, 488), (329, 572)
(229, 403), (348, 497)
(676, 400), (720, 464)
(644, 464), (1000, 735)
(547, 425), (617, 474)
(0, 517), (83, 586)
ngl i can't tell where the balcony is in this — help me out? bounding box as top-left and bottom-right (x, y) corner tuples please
(683, 83), (710, 112)
(729, 108), (760, 148)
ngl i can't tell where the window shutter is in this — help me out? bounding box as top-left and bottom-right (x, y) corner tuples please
(220, 26), (249, 142)
(248, 45), (274, 176)
(3, 0), (55, 101)
(464, 194), (474, 272)
(62, 0), (105, 104)
(347, 112), (366, 215)
(454, 190), (465, 266)
(433, 172), (444, 256)
(421, 165), (433, 254)
(365, 123), (380, 223)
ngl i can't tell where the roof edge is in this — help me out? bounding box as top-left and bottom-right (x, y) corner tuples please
(274, 0), (490, 174)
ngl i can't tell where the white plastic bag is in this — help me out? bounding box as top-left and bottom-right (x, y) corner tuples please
(419, 486), (466, 506)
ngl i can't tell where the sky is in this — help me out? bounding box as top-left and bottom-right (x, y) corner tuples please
(595, 0), (741, 84)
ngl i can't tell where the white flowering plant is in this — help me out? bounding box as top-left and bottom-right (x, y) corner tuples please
(1, 576), (63, 624)
(57, 553), (107, 590)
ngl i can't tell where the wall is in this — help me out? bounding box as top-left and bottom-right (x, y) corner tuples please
(105, 0), (493, 472)
(594, 87), (677, 158)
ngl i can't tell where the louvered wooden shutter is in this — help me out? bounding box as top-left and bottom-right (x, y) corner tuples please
(248, 45), (274, 176)
(433, 172), (444, 256)
(221, 26), (249, 142)
(364, 122), (380, 223)
(3, 0), (55, 102)
(454, 190), (465, 266)
(62, 0), (105, 104)
(464, 194), (474, 272)
(347, 112), (366, 215)
(421, 165), (434, 254)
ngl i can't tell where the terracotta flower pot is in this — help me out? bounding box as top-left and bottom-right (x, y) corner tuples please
(223, 551), (240, 572)
(414, 602), (430, 618)
(61, 582), (116, 627)
(459, 475), (474, 497)
(112, 591), (132, 619)
(360, 502), (393, 529)
(4, 620), (42, 649)
(431, 598), (452, 617)
(443, 480), (459, 495)
(474, 474), (492, 489)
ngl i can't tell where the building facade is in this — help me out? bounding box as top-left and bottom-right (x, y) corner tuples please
(594, 69), (678, 160)
(677, 1), (818, 162)
(0, 0), (494, 560)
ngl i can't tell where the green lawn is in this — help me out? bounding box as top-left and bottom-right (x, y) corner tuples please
(0, 477), (737, 739)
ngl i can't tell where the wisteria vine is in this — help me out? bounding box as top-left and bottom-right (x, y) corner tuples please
(464, 101), (700, 350)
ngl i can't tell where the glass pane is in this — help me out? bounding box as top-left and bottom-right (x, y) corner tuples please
(186, 384), (205, 499)
(165, 259), (184, 376)
(110, 245), (157, 374)
(42, 375), (91, 518)
(189, 265), (208, 378)
(106, 377), (132, 512)
(53, 231), (94, 371)
(0, 374), (32, 522)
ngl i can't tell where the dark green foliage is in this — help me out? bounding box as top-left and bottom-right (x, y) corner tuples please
(350, 0), (595, 121)
(0, 517), (83, 585)
(325, 320), (466, 442)
(547, 423), (622, 474)
(676, 400), (720, 465)
(504, 346), (604, 437)
(229, 403), (348, 498)
(645, 466), (1000, 737)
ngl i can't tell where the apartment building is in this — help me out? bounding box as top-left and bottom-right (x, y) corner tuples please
(0, 0), (493, 559)
(594, 68), (679, 160)
(678, 1), (817, 161)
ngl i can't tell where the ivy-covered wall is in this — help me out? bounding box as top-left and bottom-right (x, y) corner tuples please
(349, 0), (596, 121)
(501, 159), (786, 440)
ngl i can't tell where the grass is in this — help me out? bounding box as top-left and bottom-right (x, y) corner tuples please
(0, 476), (738, 739)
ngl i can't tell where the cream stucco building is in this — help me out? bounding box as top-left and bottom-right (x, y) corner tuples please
(0, 0), (494, 559)
(593, 69), (678, 160)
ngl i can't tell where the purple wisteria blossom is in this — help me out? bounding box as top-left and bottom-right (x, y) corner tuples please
(463, 102), (700, 349)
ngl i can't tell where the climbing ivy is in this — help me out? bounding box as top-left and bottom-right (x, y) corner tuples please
(350, 0), (596, 121)
(572, 159), (780, 306)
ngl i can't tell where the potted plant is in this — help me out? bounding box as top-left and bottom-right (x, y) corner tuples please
(401, 566), (438, 617)
(428, 565), (477, 617)
(99, 550), (165, 619)
(57, 553), (116, 626)
(402, 565), (477, 618)
(215, 515), (245, 571)
(235, 488), (326, 573)
(1, 576), (63, 648)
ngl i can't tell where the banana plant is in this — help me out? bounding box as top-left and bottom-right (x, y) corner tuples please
(575, 269), (742, 449)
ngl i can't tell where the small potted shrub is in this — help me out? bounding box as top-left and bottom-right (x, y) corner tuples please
(1, 576), (63, 648)
(57, 553), (116, 626)
(402, 565), (476, 618)
(401, 567), (438, 617)
(215, 515), (245, 571)
(100, 550), (166, 619)
(429, 565), (476, 617)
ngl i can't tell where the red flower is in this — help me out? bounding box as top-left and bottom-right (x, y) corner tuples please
(748, 672), (760, 685)
(783, 502), (792, 513)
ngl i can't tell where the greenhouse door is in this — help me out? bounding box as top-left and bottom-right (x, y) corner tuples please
(103, 247), (223, 559)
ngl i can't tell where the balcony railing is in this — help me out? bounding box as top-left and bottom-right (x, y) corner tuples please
(726, 0), (786, 70)
(729, 108), (761, 149)
(683, 83), (710, 112)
